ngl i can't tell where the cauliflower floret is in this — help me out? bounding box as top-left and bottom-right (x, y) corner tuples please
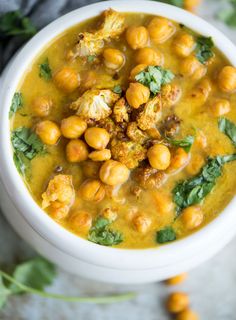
(68, 9), (125, 59)
(111, 140), (147, 169)
(42, 175), (75, 217)
(137, 95), (162, 131)
(133, 166), (166, 189)
(70, 89), (120, 121)
(126, 122), (148, 144)
(113, 98), (130, 123)
(161, 83), (182, 108)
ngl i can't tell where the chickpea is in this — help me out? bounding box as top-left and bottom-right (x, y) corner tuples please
(49, 201), (68, 220)
(211, 99), (230, 117)
(53, 67), (80, 93)
(190, 78), (212, 105)
(103, 48), (125, 70)
(136, 47), (163, 66)
(99, 160), (130, 186)
(130, 64), (147, 81)
(166, 292), (190, 314)
(82, 160), (101, 178)
(172, 32), (195, 57)
(166, 273), (188, 286)
(84, 127), (110, 150)
(168, 148), (189, 172)
(126, 82), (150, 109)
(66, 139), (88, 162)
(79, 179), (105, 202)
(176, 309), (199, 320)
(181, 206), (203, 230)
(181, 56), (206, 80)
(36, 120), (61, 145)
(32, 96), (52, 117)
(184, 0), (202, 12)
(126, 26), (149, 50)
(61, 116), (87, 139)
(186, 154), (205, 175)
(147, 144), (171, 170)
(69, 210), (92, 232)
(148, 17), (175, 44)
(88, 149), (111, 161)
(133, 213), (151, 233)
(101, 207), (117, 221)
(153, 192), (174, 214)
(218, 66), (236, 92)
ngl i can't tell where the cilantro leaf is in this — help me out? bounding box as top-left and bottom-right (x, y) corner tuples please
(87, 55), (96, 62)
(195, 36), (214, 64)
(135, 66), (174, 95)
(168, 135), (194, 153)
(173, 154), (236, 213)
(156, 227), (176, 244)
(39, 58), (52, 80)
(113, 85), (122, 94)
(218, 117), (236, 147)
(0, 275), (11, 309)
(13, 152), (28, 176)
(88, 217), (123, 246)
(9, 92), (23, 118)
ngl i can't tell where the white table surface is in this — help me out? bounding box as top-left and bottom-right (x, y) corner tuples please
(1, 1), (236, 319)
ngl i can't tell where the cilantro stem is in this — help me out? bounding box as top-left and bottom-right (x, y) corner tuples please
(0, 271), (135, 304)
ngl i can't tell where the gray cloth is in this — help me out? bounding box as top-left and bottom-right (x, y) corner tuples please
(0, 0), (98, 70)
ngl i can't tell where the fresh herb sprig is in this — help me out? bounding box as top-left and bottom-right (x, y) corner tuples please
(195, 36), (214, 64)
(173, 154), (236, 214)
(168, 135), (195, 153)
(39, 58), (52, 80)
(9, 92), (23, 118)
(156, 227), (176, 244)
(218, 117), (236, 147)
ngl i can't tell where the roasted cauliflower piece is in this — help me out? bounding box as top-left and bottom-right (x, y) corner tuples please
(133, 166), (166, 189)
(137, 95), (162, 130)
(111, 140), (147, 169)
(42, 175), (75, 217)
(68, 9), (125, 59)
(70, 89), (120, 121)
(126, 122), (149, 144)
(161, 83), (182, 108)
(113, 98), (130, 123)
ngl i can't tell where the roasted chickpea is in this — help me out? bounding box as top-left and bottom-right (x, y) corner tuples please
(133, 213), (151, 233)
(211, 99), (230, 117)
(190, 78), (212, 105)
(130, 64), (147, 81)
(166, 292), (190, 314)
(79, 179), (105, 202)
(82, 160), (101, 178)
(69, 210), (92, 232)
(168, 147), (189, 172)
(218, 66), (236, 92)
(88, 149), (111, 161)
(166, 273), (187, 286)
(126, 82), (150, 109)
(181, 206), (203, 230)
(176, 309), (199, 320)
(66, 139), (89, 162)
(53, 67), (80, 93)
(181, 56), (206, 80)
(136, 47), (163, 65)
(84, 127), (110, 150)
(148, 17), (175, 44)
(36, 120), (61, 145)
(184, 0), (202, 12)
(32, 96), (52, 117)
(172, 32), (195, 57)
(147, 144), (171, 170)
(126, 26), (149, 50)
(61, 116), (87, 139)
(99, 160), (130, 186)
(103, 48), (125, 70)
(153, 192), (174, 214)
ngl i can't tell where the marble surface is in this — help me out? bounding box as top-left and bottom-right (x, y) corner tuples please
(1, 1), (236, 319)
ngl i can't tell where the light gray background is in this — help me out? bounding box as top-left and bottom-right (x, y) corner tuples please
(1, 1), (236, 319)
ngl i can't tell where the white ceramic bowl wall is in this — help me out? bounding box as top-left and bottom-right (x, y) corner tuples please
(0, 0), (236, 284)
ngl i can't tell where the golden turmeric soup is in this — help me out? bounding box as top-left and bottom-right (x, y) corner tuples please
(10, 10), (236, 249)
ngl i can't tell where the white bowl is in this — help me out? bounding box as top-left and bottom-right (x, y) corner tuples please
(1, 0), (236, 284)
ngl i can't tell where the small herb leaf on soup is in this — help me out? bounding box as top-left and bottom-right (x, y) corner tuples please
(168, 135), (195, 153)
(88, 217), (123, 246)
(156, 227), (176, 244)
(195, 36), (214, 64)
(87, 55), (96, 62)
(135, 66), (175, 95)
(113, 85), (122, 94)
(39, 58), (52, 80)
(0, 276), (11, 309)
(13, 152), (27, 175)
(9, 92), (23, 118)
(218, 117), (236, 146)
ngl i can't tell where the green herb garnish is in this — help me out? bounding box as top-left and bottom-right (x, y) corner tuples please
(0, 257), (134, 309)
(173, 154), (236, 214)
(113, 85), (122, 94)
(87, 55), (96, 62)
(168, 135), (194, 153)
(9, 92), (23, 118)
(195, 36), (214, 64)
(39, 58), (52, 80)
(218, 117), (236, 147)
(88, 217), (123, 246)
(0, 11), (36, 40)
(217, 0), (236, 28)
(135, 66), (174, 95)
(156, 227), (176, 244)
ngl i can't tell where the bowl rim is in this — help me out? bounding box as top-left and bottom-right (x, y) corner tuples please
(1, 0), (236, 270)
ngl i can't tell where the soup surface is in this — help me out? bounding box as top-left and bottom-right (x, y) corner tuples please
(10, 10), (236, 249)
